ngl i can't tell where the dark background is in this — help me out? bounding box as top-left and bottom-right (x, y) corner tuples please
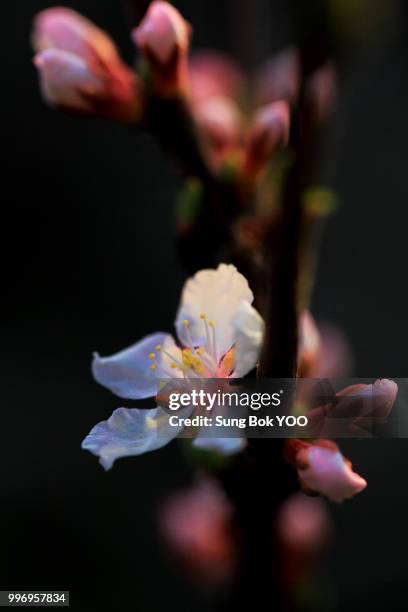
(2, 0), (408, 610)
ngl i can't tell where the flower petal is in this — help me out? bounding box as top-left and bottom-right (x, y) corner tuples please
(32, 7), (123, 71)
(232, 301), (265, 377)
(34, 48), (105, 111)
(82, 406), (182, 469)
(34, 47), (141, 122)
(92, 332), (178, 400)
(175, 264), (254, 362)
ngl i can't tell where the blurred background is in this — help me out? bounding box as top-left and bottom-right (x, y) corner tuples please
(2, 0), (408, 609)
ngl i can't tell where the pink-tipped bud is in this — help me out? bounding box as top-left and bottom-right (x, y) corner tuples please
(372, 378), (398, 417)
(193, 96), (243, 169)
(132, 1), (191, 97)
(33, 8), (127, 78)
(286, 439), (367, 503)
(158, 477), (235, 584)
(243, 100), (290, 178)
(34, 48), (141, 123)
(133, 1), (190, 65)
(255, 47), (300, 107)
(277, 492), (332, 590)
(347, 378), (398, 433)
(300, 445), (367, 503)
(189, 51), (245, 104)
(303, 379), (398, 438)
(34, 49), (105, 112)
(277, 492), (331, 555)
(32, 8), (141, 123)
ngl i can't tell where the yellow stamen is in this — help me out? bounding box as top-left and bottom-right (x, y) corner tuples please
(156, 345), (162, 352)
(150, 364), (157, 371)
(201, 316), (214, 361)
(200, 313), (206, 320)
(161, 348), (184, 369)
(182, 318), (196, 352)
(209, 320), (217, 361)
(149, 353), (156, 360)
(182, 348), (205, 375)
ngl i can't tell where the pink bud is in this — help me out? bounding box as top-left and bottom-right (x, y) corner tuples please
(34, 49), (105, 112)
(132, 1), (191, 96)
(32, 8), (140, 122)
(296, 444), (367, 503)
(277, 492), (331, 555)
(304, 379), (398, 438)
(372, 378), (398, 416)
(243, 100), (290, 178)
(158, 477), (235, 584)
(348, 378), (398, 433)
(277, 492), (332, 590)
(134, 1), (190, 65)
(189, 51), (245, 104)
(32, 8), (131, 84)
(315, 322), (353, 378)
(255, 47), (300, 107)
(34, 48), (141, 122)
(193, 96), (243, 169)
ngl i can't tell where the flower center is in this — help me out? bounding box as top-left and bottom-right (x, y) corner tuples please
(147, 312), (221, 378)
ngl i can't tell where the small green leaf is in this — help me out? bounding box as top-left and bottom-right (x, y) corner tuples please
(175, 178), (204, 228)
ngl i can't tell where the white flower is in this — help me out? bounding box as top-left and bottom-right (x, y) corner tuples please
(82, 264), (264, 469)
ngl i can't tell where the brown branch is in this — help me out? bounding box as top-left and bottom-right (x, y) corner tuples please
(223, 5), (336, 610)
(258, 10), (334, 378)
(143, 95), (212, 181)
